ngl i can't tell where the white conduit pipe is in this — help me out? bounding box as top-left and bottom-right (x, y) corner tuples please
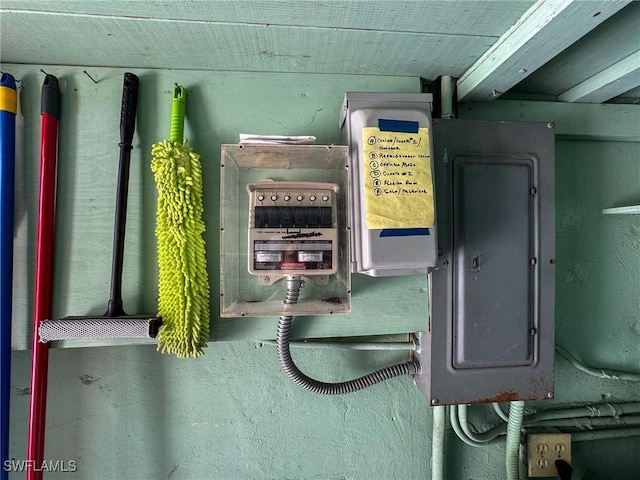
(505, 401), (525, 480)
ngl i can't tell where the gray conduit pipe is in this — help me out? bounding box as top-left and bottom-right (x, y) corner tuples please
(431, 406), (446, 480)
(261, 339), (415, 351)
(440, 75), (455, 119)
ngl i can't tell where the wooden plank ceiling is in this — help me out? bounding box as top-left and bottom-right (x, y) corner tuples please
(1, 0), (638, 103)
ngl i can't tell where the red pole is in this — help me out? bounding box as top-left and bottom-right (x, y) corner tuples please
(27, 74), (59, 480)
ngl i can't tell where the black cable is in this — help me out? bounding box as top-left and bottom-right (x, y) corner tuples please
(555, 460), (573, 480)
(275, 276), (420, 395)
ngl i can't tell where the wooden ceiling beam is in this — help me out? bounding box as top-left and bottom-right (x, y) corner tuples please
(457, 0), (632, 102)
(558, 51), (640, 103)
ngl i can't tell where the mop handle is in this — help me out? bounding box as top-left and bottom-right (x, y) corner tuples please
(170, 85), (185, 144)
(27, 74), (60, 480)
(106, 73), (138, 317)
(0, 71), (17, 480)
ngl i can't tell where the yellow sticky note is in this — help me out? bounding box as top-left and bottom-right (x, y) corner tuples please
(362, 127), (434, 229)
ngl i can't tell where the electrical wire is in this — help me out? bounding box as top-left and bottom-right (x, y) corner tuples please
(450, 402), (640, 446)
(531, 416), (640, 428)
(526, 402), (640, 423)
(458, 405), (501, 443)
(572, 427), (640, 442)
(556, 345), (640, 381)
(449, 405), (499, 447)
(492, 402), (509, 422)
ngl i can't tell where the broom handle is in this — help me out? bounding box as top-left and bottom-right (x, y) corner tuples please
(106, 73), (139, 317)
(27, 73), (59, 480)
(0, 71), (17, 480)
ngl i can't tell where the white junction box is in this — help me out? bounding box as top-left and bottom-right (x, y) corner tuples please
(340, 92), (437, 276)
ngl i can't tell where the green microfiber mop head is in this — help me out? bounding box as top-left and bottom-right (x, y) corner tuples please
(151, 86), (210, 358)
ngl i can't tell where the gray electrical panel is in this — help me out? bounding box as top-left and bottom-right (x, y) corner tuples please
(414, 119), (555, 405)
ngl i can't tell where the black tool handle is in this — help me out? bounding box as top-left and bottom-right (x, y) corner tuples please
(106, 72), (139, 317)
(120, 73), (139, 147)
(41, 74), (60, 117)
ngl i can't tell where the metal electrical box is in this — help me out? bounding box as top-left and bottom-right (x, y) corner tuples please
(340, 92), (438, 276)
(415, 119), (555, 405)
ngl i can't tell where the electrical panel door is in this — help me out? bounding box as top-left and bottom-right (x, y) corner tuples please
(415, 119), (555, 405)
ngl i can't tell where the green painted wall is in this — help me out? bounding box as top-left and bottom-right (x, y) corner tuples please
(3, 65), (427, 350)
(8, 341), (640, 479)
(3, 64), (640, 479)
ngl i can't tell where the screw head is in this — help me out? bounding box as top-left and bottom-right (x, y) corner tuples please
(547, 122), (554, 129)
(431, 398), (439, 405)
(547, 392), (554, 399)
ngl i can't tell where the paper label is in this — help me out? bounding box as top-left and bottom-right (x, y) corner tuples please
(362, 127), (434, 229)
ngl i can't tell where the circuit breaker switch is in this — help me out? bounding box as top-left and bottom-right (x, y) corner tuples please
(246, 181), (339, 283)
(298, 251), (323, 262)
(256, 251), (282, 263)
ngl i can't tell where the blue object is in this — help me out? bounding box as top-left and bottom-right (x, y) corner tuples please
(380, 228), (429, 237)
(377, 118), (419, 133)
(0, 71), (17, 480)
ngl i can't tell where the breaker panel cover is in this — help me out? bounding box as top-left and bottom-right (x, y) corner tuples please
(415, 119), (555, 405)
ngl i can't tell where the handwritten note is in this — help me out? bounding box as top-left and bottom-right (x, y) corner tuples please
(362, 127), (434, 229)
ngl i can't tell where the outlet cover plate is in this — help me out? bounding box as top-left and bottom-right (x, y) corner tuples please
(528, 433), (571, 477)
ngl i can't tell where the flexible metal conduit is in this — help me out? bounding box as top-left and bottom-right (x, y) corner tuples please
(276, 276), (420, 395)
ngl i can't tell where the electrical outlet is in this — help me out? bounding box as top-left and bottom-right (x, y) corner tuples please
(528, 433), (571, 477)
